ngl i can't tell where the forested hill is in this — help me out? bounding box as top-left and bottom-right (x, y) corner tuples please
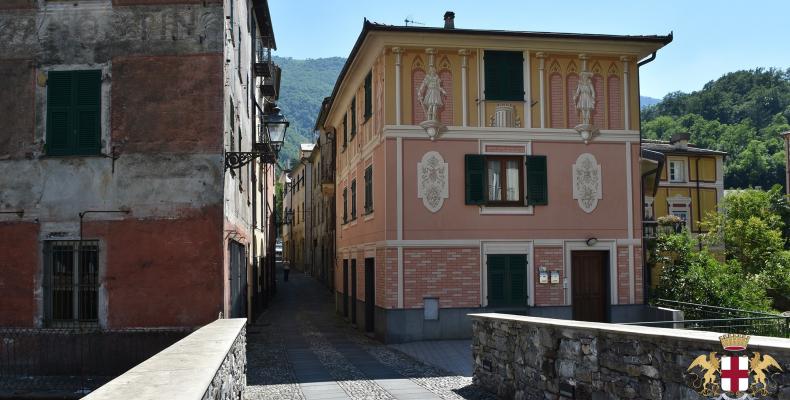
(641, 68), (790, 189)
(275, 56), (345, 165)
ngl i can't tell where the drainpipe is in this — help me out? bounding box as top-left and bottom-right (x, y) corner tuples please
(636, 51), (658, 305)
(695, 157), (702, 251)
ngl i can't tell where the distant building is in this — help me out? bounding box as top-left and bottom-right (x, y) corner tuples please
(316, 13), (672, 342)
(308, 108), (337, 289)
(642, 134), (726, 233)
(283, 144), (314, 273)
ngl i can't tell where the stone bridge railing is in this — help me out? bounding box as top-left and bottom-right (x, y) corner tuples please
(83, 318), (246, 400)
(470, 313), (790, 400)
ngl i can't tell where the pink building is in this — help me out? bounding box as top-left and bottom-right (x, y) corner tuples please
(315, 15), (672, 342)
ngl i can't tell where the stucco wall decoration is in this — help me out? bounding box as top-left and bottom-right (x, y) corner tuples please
(417, 151), (448, 213)
(572, 153), (602, 213)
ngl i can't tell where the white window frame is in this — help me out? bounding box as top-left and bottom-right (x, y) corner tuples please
(478, 141), (534, 215)
(667, 196), (692, 230)
(668, 158), (687, 183)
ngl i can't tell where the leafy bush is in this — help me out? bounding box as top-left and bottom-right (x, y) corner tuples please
(653, 233), (772, 312)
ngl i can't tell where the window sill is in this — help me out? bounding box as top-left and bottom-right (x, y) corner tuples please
(479, 205), (534, 215)
(363, 210), (374, 221)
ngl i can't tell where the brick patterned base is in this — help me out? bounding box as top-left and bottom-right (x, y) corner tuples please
(533, 247), (564, 306)
(403, 247), (479, 309)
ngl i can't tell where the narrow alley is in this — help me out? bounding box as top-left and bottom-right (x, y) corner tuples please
(245, 266), (495, 400)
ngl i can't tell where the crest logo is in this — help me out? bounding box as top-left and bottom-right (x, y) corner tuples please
(686, 334), (783, 399)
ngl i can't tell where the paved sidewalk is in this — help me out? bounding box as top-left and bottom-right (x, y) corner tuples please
(245, 266), (494, 400)
(389, 340), (473, 377)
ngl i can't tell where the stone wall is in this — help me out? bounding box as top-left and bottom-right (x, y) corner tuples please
(84, 318), (247, 400)
(471, 313), (790, 400)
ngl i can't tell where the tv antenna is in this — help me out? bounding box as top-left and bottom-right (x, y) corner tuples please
(404, 17), (424, 27)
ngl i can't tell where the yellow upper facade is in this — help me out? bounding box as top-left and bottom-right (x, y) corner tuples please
(642, 137), (726, 233)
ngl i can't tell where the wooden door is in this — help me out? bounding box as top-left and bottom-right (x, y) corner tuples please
(364, 258), (375, 332)
(342, 260), (349, 318)
(571, 251), (608, 322)
(350, 259), (357, 324)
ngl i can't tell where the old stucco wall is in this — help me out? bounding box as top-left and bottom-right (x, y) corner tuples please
(471, 313), (790, 400)
(0, 1), (228, 328)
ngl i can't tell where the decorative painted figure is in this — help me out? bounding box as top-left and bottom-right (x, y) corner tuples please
(574, 71), (595, 126)
(417, 66), (447, 122)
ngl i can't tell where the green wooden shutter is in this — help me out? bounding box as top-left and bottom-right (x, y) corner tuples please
(364, 71), (372, 119)
(343, 113), (347, 148)
(487, 255), (507, 307)
(526, 155), (548, 206)
(484, 51), (524, 101)
(350, 97), (357, 136)
(508, 255), (528, 306)
(465, 154), (486, 205)
(46, 72), (73, 155)
(74, 71), (101, 154)
(46, 70), (101, 156)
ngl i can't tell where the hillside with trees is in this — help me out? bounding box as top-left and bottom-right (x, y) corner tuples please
(275, 56), (345, 166)
(641, 68), (790, 189)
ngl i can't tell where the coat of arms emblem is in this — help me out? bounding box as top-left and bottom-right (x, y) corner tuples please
(686, 334), (783, 399)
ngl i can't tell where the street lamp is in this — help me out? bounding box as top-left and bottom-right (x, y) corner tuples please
(263, 106), (289, 154)
(225, 104), (290, 171)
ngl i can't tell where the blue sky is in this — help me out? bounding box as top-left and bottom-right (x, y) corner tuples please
(268, 0), (790, 99)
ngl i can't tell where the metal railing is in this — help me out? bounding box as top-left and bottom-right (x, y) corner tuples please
(0, 327), (191, 393)
(623, 299), (790, 338)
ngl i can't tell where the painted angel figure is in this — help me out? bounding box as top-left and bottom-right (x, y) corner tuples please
(574, 71), (595, 125)
(417, 66), (447, 122)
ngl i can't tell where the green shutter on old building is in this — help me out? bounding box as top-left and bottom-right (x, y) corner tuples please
(526, 155), (548, 206)
(484, 50), (524, 101)
(487, 255), (508, 306)
(364, 71), (372, 119)
(487, 254), (528, 307)
(465, 154), (486, 205)
(508, 255), (528, 305)
(350, 97), (357, 137)
(47, 70), (101, 156)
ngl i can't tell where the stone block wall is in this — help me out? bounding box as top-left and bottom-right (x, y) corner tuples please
(84, 318), (247, 400)
(471, 313), (790, 400)
(202, 324), (246, 400)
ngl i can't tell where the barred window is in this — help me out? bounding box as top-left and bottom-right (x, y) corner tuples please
(44, 241), (99, 327)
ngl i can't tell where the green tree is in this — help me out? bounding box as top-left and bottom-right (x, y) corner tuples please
(652, 233), (772, 312)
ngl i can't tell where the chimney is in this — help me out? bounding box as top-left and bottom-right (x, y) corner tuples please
(669, 132), (690, 149)
(443, 11), (455, 29)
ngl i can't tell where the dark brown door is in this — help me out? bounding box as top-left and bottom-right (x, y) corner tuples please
(364, 258), (375, 332)
(351, 259), (357, 325)
(342, 260), (349, 318)
(571, 251), (608, 322)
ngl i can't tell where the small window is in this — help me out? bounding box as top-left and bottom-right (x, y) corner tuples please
(350, 97), (357, 138)
(486, 156), (523, 205)
(350, 179), (357, 219)
(484, 51), (524, 101)
(644, 197), (655, 220)
(364, 71), (373, 120)
(364, 166), (373, 213)
(46, 70), (102, 156)
(466, 154), (546, 206)
(342, 187), (348, 223)
(342, 113), (348, 149)
(44, 241), (99, 327)
(669, 159), (686, 182)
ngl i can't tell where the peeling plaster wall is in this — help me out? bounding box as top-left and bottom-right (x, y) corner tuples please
(0, 1), (230, 328)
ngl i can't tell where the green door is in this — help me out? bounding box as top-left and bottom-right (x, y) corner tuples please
(487, 254), (528, 307)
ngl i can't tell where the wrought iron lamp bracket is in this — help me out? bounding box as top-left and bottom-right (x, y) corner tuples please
(224, 151), (277, 171)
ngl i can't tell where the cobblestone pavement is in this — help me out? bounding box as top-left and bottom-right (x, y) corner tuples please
(245, 267), (496, 400)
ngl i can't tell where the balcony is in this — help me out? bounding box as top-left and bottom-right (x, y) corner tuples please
(260, 64), (281, 99)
